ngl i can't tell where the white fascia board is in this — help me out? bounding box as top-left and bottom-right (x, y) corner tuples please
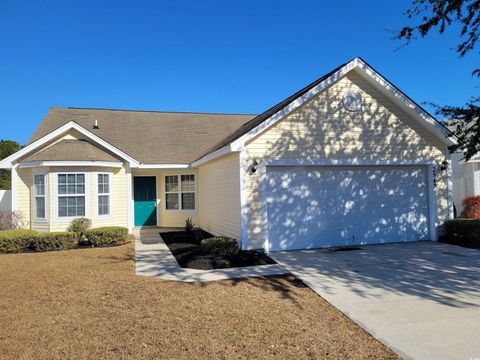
(355, 59), (455, 146)
(133, 164), (190, 169)
(19, 161), (123, 169)
(229, 57), (454, 151)
(230, 59), (360, 150)
(0, 121), (140, 169)
(190, 145), (237, 167)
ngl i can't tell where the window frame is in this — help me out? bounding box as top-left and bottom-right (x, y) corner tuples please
(54, 171), (89, 221)
(32, 171), (48, 221)
(164, 174), (197, 212)
(95, 172), (112, 218)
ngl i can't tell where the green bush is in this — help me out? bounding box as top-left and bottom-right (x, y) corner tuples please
(84, 227), (129, 247)
(443, 219), (480, 247)
(30, 232), (77, 252)
(68, 217), (92, 244)
(201, 237), (239, 256)
(0, 230), (37, 253)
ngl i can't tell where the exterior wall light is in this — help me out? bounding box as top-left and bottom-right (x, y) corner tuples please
(250, 160), (259, 174)
(439, 160), (448, 172)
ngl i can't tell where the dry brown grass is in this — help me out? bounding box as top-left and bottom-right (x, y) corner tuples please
(0, 241), (397, 359)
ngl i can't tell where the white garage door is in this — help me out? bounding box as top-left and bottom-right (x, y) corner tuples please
(265, 165), (430, 251)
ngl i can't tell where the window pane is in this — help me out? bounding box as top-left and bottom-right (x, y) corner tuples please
(98, 174), (109, 194)
(181, 193), (195, 210)
(67, 184), (76, 194)
(58, 184), (67, 195)
(166, 193), (179, 210)
(67, 174), (76, 184)
(59, 205), (68, 217)
(36, 197), (45, 218)
(181, 174), (195, 192)
(76, 184), (85, 194)
(58, 196), (85, 217)
(34, 175), (45, 196)
(165, 176), (178, 192)
(98, 195), (109, 215)
(58, 174), (66, 185)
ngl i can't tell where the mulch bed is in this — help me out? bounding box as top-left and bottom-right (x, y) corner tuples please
(160, 230), (276, 270)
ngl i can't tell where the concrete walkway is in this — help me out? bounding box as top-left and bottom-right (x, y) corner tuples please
(134, 228), (288, 282)
(270, 241), (480, 360)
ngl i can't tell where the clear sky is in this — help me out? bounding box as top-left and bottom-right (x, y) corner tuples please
(0, 0), (477, 145)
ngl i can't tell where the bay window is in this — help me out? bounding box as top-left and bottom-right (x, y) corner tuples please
(57, 173), (86, 217)
(165, 174), (196, 210)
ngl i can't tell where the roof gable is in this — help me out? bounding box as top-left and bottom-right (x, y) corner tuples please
(193, 57), (455, 165)
(22, 139), (121, 163)
(28, 108), (255, 164)
(0, 121), (139, 169)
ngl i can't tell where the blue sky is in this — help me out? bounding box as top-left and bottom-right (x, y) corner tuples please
(0, 0), (477, 144)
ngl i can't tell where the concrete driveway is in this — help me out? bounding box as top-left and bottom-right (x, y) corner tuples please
(270, 241), (480, 360)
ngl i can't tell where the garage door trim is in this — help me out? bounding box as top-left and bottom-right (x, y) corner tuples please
(260, 159), (438, 252)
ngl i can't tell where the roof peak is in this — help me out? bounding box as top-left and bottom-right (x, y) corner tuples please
(51, 106), (256, 116)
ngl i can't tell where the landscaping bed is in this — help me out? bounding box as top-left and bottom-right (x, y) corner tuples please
(441, 219), (480, 249)
(160, 230), (276, 270)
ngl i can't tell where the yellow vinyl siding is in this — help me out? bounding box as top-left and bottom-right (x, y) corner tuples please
(198, 153), (241, 239)
(244, 72), (449, 249)
(131, 169), (199, 228)
(16, 167), (32, 229)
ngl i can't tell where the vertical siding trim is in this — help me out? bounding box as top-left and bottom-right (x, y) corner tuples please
(239, 151), (248, 250)
(427, 164), (438, 240)
(126, 164), (134, 232)
(11, 164), (18, 212)
(446, 151), (454, 220)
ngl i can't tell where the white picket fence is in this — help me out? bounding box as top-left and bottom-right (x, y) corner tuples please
(0, 190), (12, 212)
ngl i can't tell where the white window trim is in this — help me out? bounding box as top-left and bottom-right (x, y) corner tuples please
(53, 171), (90, 221)
(164, 174), (197, 212)
(94, 172), (113, 218)
(32, 171), (48, 222)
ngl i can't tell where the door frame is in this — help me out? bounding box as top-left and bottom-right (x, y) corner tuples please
(260, 158), (438, 252)
(133, 175), (158, 227)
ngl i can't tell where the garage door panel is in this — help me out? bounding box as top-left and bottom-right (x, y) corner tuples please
(266, 166), (430, 251)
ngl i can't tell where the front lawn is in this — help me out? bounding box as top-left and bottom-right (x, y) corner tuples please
(0, 242), (397, 359)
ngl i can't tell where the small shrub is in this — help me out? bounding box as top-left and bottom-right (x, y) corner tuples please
(185, 217), (194, 232)
(461, 196), (480, 219)
(443, 219), (480, 247)
(193, 227), (204, 244)
(84, 227), (129, 247)
(0, 230), (37, 253)
(0, 210), (27, 230)
(68, 217), (92, 243)
(201, 237), (239, 256)
(30, 232), (77, 252)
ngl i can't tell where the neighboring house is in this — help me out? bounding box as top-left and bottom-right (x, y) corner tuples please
(451, 152), (480, 215)
(0, 58), (455, 251)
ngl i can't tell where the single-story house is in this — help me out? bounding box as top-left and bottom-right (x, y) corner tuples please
(451, 151), (480, 214)
(0, 57), (455, 251)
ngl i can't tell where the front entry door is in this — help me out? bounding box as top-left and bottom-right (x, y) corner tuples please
(134, 176), (157, 226)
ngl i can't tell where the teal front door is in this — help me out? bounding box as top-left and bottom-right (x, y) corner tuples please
(134, 176), (157, 227)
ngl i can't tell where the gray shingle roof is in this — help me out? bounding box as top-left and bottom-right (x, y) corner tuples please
(28, 108), (255, 164)
(22, 139), (121, 162)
